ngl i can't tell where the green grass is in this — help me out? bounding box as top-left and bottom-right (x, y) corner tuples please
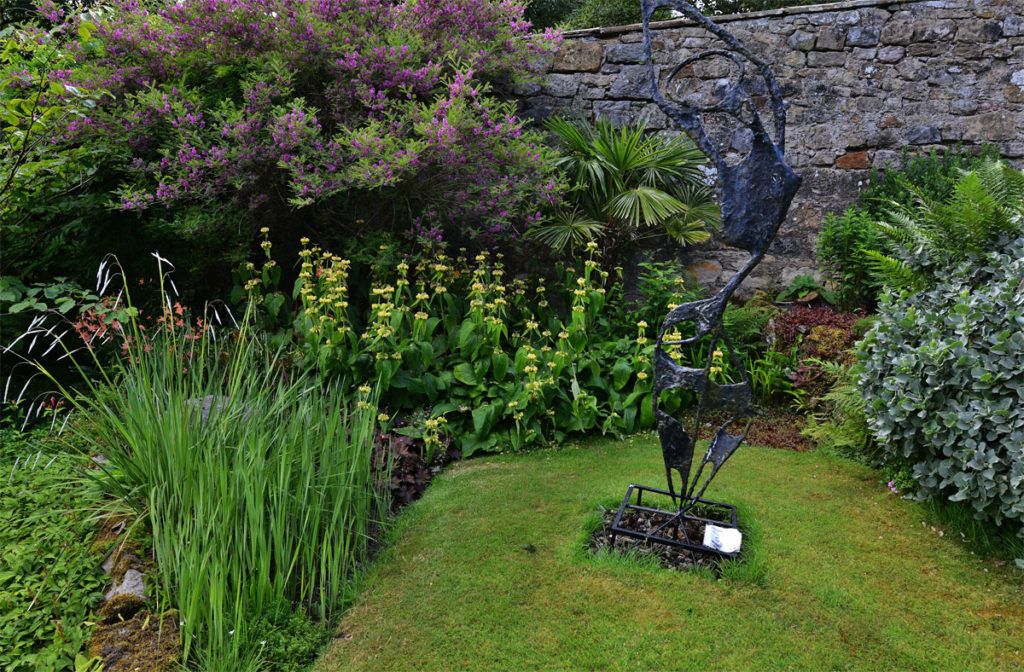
(314, 436), (1024, 672)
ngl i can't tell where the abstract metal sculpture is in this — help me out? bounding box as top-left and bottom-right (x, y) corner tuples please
(609, 0), (802, 559)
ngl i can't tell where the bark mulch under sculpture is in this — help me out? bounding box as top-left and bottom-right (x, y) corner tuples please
(591, 506), (736, 572)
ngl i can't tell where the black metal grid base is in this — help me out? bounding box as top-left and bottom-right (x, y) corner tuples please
(609, 484), (740, 559)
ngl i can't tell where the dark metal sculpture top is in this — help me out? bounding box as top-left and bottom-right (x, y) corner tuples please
(642, 0), (802, 514)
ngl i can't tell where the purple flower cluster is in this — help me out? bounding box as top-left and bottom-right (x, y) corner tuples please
(46, 0), (564, 238)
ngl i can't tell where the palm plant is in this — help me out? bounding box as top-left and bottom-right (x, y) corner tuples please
(532, 116), (719, 255)
(866, 159), (1024, 292)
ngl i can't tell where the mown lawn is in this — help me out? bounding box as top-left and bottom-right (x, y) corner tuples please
(315, 436), (1024, 672)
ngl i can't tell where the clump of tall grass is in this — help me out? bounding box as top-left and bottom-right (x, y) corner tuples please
(23, 260), (388, 670)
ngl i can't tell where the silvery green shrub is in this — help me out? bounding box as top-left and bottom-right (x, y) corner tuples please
(859, 237), (1024, 555)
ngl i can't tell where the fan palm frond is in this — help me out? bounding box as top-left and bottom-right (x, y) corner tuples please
(606, 186), (688, 229)
(525, 210), (606, 254)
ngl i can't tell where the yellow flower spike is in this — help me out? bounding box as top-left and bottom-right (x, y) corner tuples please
(358, 385), (372, 394)
(576, 277), (586, 287)
(435, 286), (447, 294)
(378, 413), (390, 423)
(637, 320), (648, 329)
(637, 371), (649, 380)
(260, 240), (272, 250)
(300, 236), (310, 246)
(414, 312), (428, 321)
(260, 226), (270, 234)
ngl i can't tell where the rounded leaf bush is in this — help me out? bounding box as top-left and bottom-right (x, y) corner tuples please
(859, 237), (1024, 550)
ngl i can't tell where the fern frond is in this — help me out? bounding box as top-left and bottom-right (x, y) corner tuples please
(864, 250), (924, 292)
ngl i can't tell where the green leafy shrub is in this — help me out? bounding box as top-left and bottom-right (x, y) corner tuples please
(525, 0), (579, 30)
(858, 145), (1001, 221)
(292, 242), (671, 455)
(697, 0), (844, 15)
(859, 237), (1024, 564)
(816, 208), (881, 310)
(561, 0), (644, 29)
(0, 429), (106, 672)
(274, 244), (768, 456)
(5, 0), (564, 301)
(816, 146), (1001, 309)
(866, 159), (1024, 292)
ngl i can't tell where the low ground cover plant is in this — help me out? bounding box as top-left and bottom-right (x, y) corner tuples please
(0, 428), (105, 672)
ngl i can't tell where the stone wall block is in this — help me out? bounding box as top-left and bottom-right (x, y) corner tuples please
(809, 9), (861, 26)
(608, 65), (656, 99)
(876, 45), (905, 62)
(553, 41), (604, 73)
(964, 112), (1019, 141)
(908, 42), (948, 56)
(951, 99), (979, 114)
(913, 19), (957, 42)
(836, 151), (870, 169)
(593, 100), (634, 125)
(788, 29), (816, 51)
(848, 25), (880, 47)
(541, 74), (581, 98)
(816, 27), (847, 50)
(880, 19), (914, 45)
(1003, 14), (1024, 37)
(807, 51), (847, 67)
(958, 19), (1003, 42)
(905, 125), (942, 145)
(638, 103), (668, 130)
(605, 43), (646, 64)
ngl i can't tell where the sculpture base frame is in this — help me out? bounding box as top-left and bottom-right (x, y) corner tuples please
(609, 484), (740, 559)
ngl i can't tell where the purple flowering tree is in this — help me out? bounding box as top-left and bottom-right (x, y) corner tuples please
(48, 0), (563, 243)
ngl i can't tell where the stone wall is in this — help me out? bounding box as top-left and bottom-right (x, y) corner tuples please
(515, 0), (1024, 295)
